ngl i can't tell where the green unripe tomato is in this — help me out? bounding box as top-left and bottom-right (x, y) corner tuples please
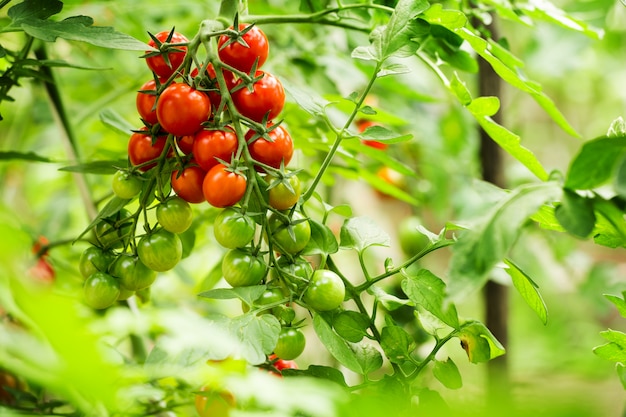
(273, 327), (306, 360)
(156, 196), (193, 234)
(112, 170), (142, 199)
(271, 256), (313, 294)
(267, 211), (311, 255)
(112, 254), (157, 291)
(94, 209), (132, 250)
(214, 208), (256, 249)
(242, 287), (285, 314)
(83, 272), (120, 309)
(398, 216), (430, 256)
(137, 230), (182, 272)
(303, 270), (345, 312)
(117, 287), (135, 301)
(268, 174), (301, 210)
(222, 248), (267, 287)
(79, 246), (115, 279)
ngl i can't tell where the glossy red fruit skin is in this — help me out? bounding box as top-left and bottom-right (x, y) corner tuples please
(128, 129), (169, 171)
(192, 128), (238, 172)
(136, 80), (159, 125)
(171, 166), (207, 204)
(231, 71), (284, 123)
(145, 31), (189, 80)
(218, 24), (269, 74)
(246, 125), (293, 170)
(156, 83), (212, 137)
(191, 64), (236, 112)
(202, 164), (246, 208)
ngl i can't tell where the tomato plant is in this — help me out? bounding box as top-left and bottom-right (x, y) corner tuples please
(222, 248), (267, 287)
(267, 211), (311, 255)
(202, 164), (246, 208)
(156, 196), (193, 234)
(145, 30), (188, 80)
(213, 208), (256, 249)
(156, 83), (212, 136)
(137, 229), (182, 272)
(4, 1), (622, 416)
(218, 23), (269, 74)
(192, 128), (238, 172)
(273, 327), (305, 360)
(303, 269), (345, 312)
(171, 166), (207, 204)
(231, 71), (284, 123)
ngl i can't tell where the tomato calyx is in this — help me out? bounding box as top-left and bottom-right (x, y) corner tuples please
(143, 28), (188, 67)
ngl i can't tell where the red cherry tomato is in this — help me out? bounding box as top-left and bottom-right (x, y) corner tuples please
(145, 30), (188, 80)
(28, 258), (55, 283)
(232, 71), (284, 123)
(156, 83), (211, 136)
(136, 80), (159, 125)
(128, 129), (169, 171)
(218, 24), (269, 74)
(171, 166), (206, 204)
(202, 164), (246, 208)
(246, 124), (293, 170)
(176, 135), (194, 155)
(192, 128), (238, 172)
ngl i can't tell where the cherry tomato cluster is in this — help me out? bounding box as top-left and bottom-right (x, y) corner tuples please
(80, 23), (348, 393)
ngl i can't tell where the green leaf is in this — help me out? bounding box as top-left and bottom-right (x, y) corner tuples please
(8, 0), (62, 23)
(518, 1), (603, 40)
(448, 182), (562, 299)
(339, 216), (390, 253)
(594, 329), (626, 363)
(530, 205), (566, 232)
(456, 26), (579, 138)
(565, 135), (626, 190)
(378, 0), (430, 60)
(605, 294), (626, 318)
(313, 314), (362, 374)
(416, 308), (453, 336)
(377, 63), (411, 77)
(554, 189), (596, 238)
(450, 74), (472, 106)
(401, 269), (459, 329)
(229, 314), (280, 365)
(467, 96), (549, 181)
(352, 342), (383, 374)
(433, 358), (462, 389)
(198, 285), (266, 307)
(0, 151), (53, 163)
(282, 365), (347, 387)
(380, 325), (414, 363)
(58, 159), (126, 175)
(503, 259), (548, 325)
(614, 154), (626, 199)
(282, 78), (329, 117)
(458, 321), (505, 364)
(358, 125), (413, 144)
(100, 108), (135, 135)
(333, 311), (370, 343)
(421, 4), (467, 29)
(20, 16), (149, 51)
(593, 199), (626, 248)
(368, 285), (412, 311)
(608, 117), (626, 137)
(302, 219), (339, 257)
